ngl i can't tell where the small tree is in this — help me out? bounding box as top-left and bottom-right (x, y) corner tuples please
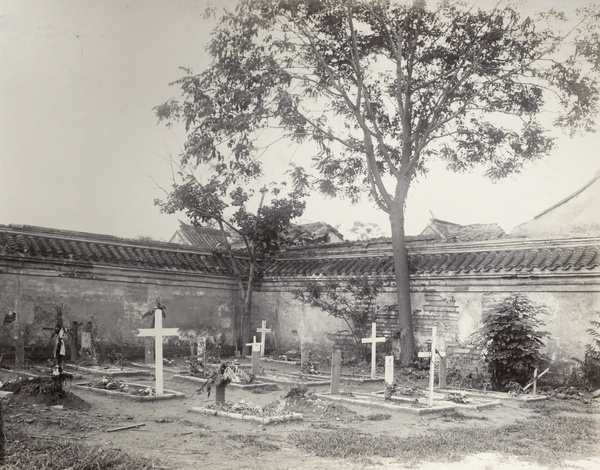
(479, 294), (549, 391)
(294, 278), (385, 358)
(156, 172), (309, 353)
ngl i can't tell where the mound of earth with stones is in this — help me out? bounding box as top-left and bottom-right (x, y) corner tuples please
(1, 376), (90, 411)
(265, 391), (360, 421)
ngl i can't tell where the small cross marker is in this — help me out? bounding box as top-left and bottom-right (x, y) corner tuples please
(246, 336), (261, 374)
(361, 322), (385, 379)
(256, 320), (271, 356)
(138, 308), (179, 395)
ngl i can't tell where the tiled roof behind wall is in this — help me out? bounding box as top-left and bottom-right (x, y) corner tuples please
(1, 225), (599, 278)
(0, 225), (243, 276)
(264, 241), (600, 278)
(169, 221), (227, 248)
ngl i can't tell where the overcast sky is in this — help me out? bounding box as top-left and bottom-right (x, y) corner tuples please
(1, 0), (598, 242)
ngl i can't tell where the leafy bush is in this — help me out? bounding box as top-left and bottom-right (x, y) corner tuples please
(293, 278), (387, 359)
(572, 314), (600, 389)
(586, 316), (600, 356)
(479, 294), (549, 391)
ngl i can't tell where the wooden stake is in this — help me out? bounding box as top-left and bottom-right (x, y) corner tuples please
(330, 346), (342, 395)
(107, 423), (146, 433)
(428, 326), (436, 407)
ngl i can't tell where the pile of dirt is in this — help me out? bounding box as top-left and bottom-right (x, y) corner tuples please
(1, 376), (90, 410)
(266, 393), (358, 420)
(206, 399), (271, 416)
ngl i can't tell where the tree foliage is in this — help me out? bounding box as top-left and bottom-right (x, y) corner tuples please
(585, 316), (600, 357)
(479, 294), (549, 391)
(294, 278), (386, 356)
(155, 165), (309, 351)
(157, 0), (600, 363)
(348, 221), (387, 240)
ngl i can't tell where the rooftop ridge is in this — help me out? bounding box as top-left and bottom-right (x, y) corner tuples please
(534, 171), (600, 219)
(1, 224), (216, 255)
(2, 223), (598, 277)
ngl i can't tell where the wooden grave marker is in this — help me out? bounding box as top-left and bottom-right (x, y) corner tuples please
(361, 322), (385, 379)
(523, 367), (549, 397)
(137, 308), (179, 395)
(246, 336), (262, 375)
(70, 321), (80, 362)
(256, 320), (271, 357)
(385, 356), (394, 385)
(417, 326), (446, 407)
(330, 345), (342, 394)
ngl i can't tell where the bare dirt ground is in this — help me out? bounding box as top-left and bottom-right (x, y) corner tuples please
(2, 359), (599, 470)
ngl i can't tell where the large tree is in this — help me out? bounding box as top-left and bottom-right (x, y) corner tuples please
(158, 0), (600, 364)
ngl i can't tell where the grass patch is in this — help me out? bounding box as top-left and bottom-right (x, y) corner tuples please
(290, 412), (597, 466)
(3, 427), (163, 469)
(310, 422), (341, 430)
(250, 384), (279, 393)
(227, 433), (280, 452)
(525, 400), (589, 416)
(435, 411), (489, 422)
(365, 413), (392, 421)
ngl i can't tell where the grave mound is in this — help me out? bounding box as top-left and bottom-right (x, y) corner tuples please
(1, 376), (90, 410)
(267, 392), (359, 420)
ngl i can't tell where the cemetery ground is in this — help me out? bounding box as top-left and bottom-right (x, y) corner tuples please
(1, 359), (599, 470)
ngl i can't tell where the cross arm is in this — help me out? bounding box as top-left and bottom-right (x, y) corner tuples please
(362, 338), (386, 344)
(138, 328), (180, 337)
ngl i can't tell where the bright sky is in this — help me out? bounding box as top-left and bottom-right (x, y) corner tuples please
(0, 0), (598, 242)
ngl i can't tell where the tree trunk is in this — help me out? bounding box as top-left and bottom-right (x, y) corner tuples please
(389, 194), (416, 366)
(241, 262), (256, 355)
(241, 296), (252, 355)
(0, 398), (4, 464)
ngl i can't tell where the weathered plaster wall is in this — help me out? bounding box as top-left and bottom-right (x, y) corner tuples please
(2, 258), (598, 364)
(248, 273), (599, 361)
(0, 265), (239, 359)
(250, 283), (349, 355)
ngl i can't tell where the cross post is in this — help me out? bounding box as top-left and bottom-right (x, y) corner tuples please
(361, 322), (386, 379)
(246, 336), (262, 375)
(417, 326), (446, 406)
(523, 367), (549, 397)
(256, 320), (272, 357)
(137, 308), (179, 395)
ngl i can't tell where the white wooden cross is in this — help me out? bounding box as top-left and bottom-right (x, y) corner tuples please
(246, 336), (262, 374)
(418, 326), (446, 407)
(137, 308), (179, 395)
(246, 335), (262, 353)
(256, 320), (271, 356)
(362, 322), (386, 379)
